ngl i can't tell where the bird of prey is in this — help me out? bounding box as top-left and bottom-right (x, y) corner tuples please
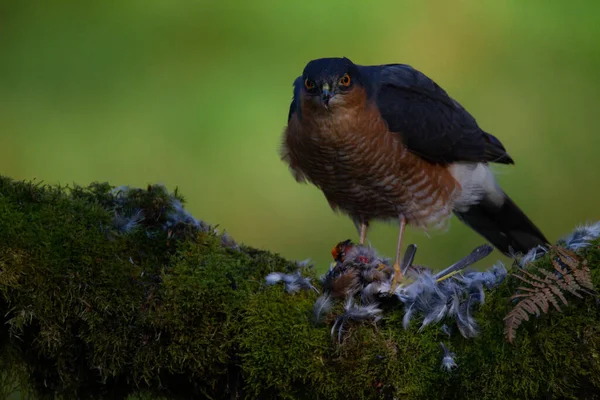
(280, 57), (548, 289)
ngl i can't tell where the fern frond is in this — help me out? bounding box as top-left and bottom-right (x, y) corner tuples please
(560, 274), (583, 298)
(521, 298), (541, 316)
(542, 287), (562, 312)
(556, 247), (579, 269)
(537, 268), (560, 282)
(573, 261), (595, 291)
(503, 307), (530, 344)
(512, 272), (546, 288)
(546, 282), (570, 306)
(504, 246), (596, 344)
(532, 292), (549, 313)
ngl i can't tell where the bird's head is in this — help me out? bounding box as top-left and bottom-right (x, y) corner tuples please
(331, 239), (354, 263)
(298, 57), (362, 111)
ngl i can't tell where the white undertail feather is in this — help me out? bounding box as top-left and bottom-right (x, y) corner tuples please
(449, 162), (504, 212)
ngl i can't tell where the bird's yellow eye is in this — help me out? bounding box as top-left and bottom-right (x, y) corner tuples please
(339, 74), (351, 87)
(304, 79), (315, 90)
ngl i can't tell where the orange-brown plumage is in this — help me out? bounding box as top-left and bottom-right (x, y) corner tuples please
(282, 85), (459, 229)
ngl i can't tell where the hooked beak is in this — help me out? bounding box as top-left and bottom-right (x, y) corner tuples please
(321, 83), (333, 109)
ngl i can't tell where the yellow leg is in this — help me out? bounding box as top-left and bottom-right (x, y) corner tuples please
(359, 222), (368, 245)
(391, 215), (406, 289)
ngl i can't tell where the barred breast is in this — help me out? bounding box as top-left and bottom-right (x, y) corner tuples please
(281, 87), (461, 229)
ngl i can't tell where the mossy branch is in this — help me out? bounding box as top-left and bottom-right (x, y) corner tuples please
(1, 176), (599, 400)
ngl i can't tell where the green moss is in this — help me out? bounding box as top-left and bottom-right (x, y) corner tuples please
(0, 175), (599, 399)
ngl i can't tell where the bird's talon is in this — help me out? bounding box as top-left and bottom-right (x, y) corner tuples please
(389, 261), (405, 293)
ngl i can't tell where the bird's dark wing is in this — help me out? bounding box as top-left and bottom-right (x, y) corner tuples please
(358, 64), (513, 165)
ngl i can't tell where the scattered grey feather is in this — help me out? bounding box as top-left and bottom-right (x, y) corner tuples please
(361, 282), (380, 305)
(433, 244), (493, 281)
(440, 342), (458, 372)
(343, 300), (383, 322)
(467, 262), (507, 289)
(361, 281), (391, 305)
(402, 304), (414, 330)
(331, 298), (382, 343)
(441, 324), (452, 337)
(559, 220), (600, 251)
(265, 272), (283, 285)
(313, 294), (333, 322)
(319, 261), (338, 284)
(109, 185), (130, 199)
(165, 197), (208, 231)
(220, 232), (239, 250)
(164, 192), (239, 250)
(295, 258), (313, 268)
(519, 220), (600, 267)
(112, 208), (145, 233)
(455, 295), (479, 338)
(265, 271), (318, 294)
(453, 262), (508, 305)
(286, 281), (300, 293)
(107, 184), (240, 249)
(419, 300), (449, 331)
(400, 244), (418, 274)
(396, 259), (504, 338)
(519, 245), (548, 267)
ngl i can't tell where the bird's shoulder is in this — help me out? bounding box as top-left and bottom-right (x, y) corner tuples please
(356, 63), (513, 165)
(357, 63), (457, 108)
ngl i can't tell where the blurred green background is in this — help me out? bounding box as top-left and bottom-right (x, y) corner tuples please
(1, 0), (599, 273)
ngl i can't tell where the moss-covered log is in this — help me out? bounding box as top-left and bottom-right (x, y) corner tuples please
(0, 176), (599, 400)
